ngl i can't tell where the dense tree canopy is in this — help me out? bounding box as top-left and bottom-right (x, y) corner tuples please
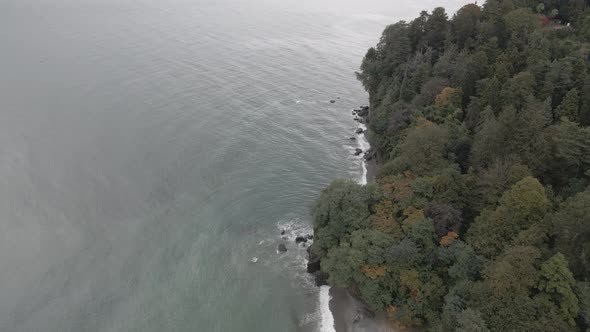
(312, 1), (590, 330)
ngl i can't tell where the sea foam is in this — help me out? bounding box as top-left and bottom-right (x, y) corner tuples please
(356, 123), (370, 185)
(319, 285), (336, 332)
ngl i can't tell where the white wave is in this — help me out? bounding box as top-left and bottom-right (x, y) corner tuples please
(356, 123), (370, 185)
(319, 286), (336, 332)
(274, 219), (316, 288)
(277, 218), (313, 243)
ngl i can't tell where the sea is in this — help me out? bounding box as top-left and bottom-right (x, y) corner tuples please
(0, 0), (464, 331)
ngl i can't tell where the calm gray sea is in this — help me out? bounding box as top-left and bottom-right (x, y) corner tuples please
(0, 0), (464, 331)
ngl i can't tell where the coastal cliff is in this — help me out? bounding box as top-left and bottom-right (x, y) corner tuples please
(309, 1), (590, 331)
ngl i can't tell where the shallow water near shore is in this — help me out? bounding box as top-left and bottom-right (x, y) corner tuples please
(1, 0), (465, 331)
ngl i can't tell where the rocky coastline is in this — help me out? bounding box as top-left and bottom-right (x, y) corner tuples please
(306, 105), (391, 332)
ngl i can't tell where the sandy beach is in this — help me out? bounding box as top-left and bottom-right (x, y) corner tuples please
(329, 288), (395, 332)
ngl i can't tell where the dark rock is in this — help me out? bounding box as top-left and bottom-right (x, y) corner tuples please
(356, 106), (370, 117)
(280, 229), (285, 235)
(278, 243), (287, 253)
(313, 271), (330, 287)
(295, 236), (308, 243)
(354, 148), (363, 156)
(349, 137), (357, 141)
(363, 149), (375, 161)
(330, 100), (336, 104)
(307, 248), (321, 273)
(355, 128), (364, 134)
(306, 234), (314, 240)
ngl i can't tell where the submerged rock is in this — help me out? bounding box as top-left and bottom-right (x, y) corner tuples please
(355, 128), (364, 134)
(295, 236), (308, 243)
(280, 229), (285, 235)
(278, 243), (287, 253)
(349, 137), (357, 141)
(330, 100), (336, 104)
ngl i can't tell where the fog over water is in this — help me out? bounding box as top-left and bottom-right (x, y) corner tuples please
(0, 0), (465, 330)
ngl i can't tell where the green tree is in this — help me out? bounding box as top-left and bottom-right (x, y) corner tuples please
(311, 180), (377, 257)
(500, 71), (535, 110)
(452, 4), (482, 49)
(504, 8), (541, 44)
(408, 11), (429, 52)
(321, 244), (363, 287)
(467, 177), (549, 258)
(557, 88), (580, 122)
(546, 119), (590, 182)
(456, 309), (491, 332)
(551, 189), (590, 279)
(381, 119), (450, 177)
(424, 7), (449, 54)
(536, 253), (579, 327)
(576, 282), (590, 330)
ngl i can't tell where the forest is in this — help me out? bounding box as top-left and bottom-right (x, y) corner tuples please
(309, 0), (590, 330)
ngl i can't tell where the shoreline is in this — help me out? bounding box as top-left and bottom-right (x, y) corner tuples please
(322, 109), (392, 332)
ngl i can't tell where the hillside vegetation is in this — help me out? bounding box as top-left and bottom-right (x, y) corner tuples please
(310, 1), (590, 330)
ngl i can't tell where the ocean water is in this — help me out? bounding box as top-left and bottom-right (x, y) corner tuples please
(0, 0), (465, 331)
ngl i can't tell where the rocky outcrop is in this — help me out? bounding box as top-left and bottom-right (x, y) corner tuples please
(356, 106), (370, 117)
(307, 244), (330, 286)
(313, 271), (329, 287)
(363, 149), (375, 161)
(295, 236), (308, 243)
(306, 246), (321, 273)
